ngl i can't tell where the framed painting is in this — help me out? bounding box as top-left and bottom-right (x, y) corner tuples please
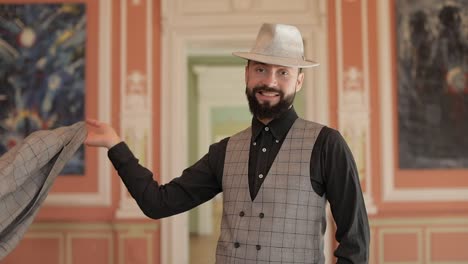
(380, 0), (468, 205)
(0, 3), (86, 174)
(0, 0), (111, 207)
(395, 0), (468, 169)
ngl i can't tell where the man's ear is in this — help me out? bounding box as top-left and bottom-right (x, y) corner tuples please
(295, 72), (305, 92)
(244, 63), (250, 85)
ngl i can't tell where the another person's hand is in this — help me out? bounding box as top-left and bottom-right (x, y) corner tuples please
(85, 119), (121, 149)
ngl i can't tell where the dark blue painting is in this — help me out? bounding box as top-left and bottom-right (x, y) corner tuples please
(396, 0), (468, 169)
(0, 4), (86, 174)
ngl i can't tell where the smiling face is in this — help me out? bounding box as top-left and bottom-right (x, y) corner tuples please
(245, 60), (304, 123)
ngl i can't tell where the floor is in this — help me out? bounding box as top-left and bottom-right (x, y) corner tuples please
(189, 198), (223, 264)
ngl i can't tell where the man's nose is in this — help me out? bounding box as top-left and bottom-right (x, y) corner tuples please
(261, 73), (278, 87)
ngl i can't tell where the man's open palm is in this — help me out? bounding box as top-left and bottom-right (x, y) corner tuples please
(85, 119), (121, 149)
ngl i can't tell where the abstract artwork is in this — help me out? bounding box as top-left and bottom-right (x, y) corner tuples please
(396, 0), (468, 168)
(0, 4), (86, 174)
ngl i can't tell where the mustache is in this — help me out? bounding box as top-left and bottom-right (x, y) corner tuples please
(252, 85), (282, 94)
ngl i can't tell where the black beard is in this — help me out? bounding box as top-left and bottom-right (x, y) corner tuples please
(245, 85), (296, 120)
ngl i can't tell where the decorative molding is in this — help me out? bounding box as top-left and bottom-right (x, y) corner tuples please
(23, 233), (65, 264)
(45, 0), (112, 207)
(116, 0), (153, 219)
(31, 222), (159, 231)
(426, 227), (468, 264)
(161, 27), (190, 264)
(370, 218), (468, 264)
(118, 232), (155, 264)
(336, 0), (376, 214)
(25, 223), (158, 264)
(370, 217), (468, 226)
(378, 228), (423, 264)
(66, 233), (114, 264)
(166, 0), (321, 26)
(378, 0), (468, 202)
(343, 66), (364, 91)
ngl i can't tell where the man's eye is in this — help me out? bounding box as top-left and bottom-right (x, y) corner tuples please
(280, 71), (289, 76)
(256, 68), (265, 73)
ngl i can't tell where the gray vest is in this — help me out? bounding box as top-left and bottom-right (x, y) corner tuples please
(216, 118), (326, 264)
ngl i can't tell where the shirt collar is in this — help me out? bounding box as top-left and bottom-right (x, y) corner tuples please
(251, 107), (299, 142)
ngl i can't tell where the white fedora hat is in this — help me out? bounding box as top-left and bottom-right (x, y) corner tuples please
(233, 23), (319, 68)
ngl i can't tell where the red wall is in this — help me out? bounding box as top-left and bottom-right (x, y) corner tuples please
(2, 0), (162, 263)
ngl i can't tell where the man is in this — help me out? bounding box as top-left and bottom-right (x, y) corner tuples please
(86, 23), (370, 263)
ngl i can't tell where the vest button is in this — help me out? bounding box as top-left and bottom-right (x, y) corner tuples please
(239, 211), (245, 217)
(256, 245), (261, 250)
(234, 242), (240, 248)
(259, 213), (264, 218)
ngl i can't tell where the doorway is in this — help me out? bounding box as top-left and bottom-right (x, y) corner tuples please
(160, 3), (330, 262)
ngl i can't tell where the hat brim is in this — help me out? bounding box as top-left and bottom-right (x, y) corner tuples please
(232, 52), (319, 68)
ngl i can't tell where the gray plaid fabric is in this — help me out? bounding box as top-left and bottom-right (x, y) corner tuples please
(0, 122), (86, 260)
(216, 118), (326, 264)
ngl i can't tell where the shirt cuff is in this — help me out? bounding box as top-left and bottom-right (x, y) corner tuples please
(107, 142), (135, 170)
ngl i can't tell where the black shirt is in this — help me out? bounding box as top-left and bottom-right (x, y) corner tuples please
(108, 107), (370, 263)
